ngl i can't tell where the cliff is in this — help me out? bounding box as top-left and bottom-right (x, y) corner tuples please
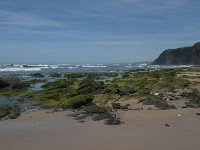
(152, 42), (200, 65)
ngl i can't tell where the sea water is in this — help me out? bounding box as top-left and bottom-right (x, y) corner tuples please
(0, 62), (191, 77)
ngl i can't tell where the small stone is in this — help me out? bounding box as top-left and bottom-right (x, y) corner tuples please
(104, 118), (122, 125)
(165, 124), (170, 127)
(154, 93), (159, 96)
(78, 120), (85, 123)
(181, 106), (188, 109)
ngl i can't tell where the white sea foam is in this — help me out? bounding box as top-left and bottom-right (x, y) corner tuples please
(113, 64), (120, 66)
(67, 66), (77, 69)
(126, 66), (133, 68)
(149, 65), (192, 69)
(81, 65), (107, 68)
(0, 68), (41, 72)
(49, 65), (59, 69)
(139, 63), (147, 66)
(0, 63), (192, 73)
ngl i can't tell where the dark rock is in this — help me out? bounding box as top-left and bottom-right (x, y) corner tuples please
(51, 107), (63, 113)
(9, 108), (21, 119)
(181, 106), (188, 109)
(111, 103), (121, 109)
(0, 78), (29, 89)
(0, 105), (21, 120)
(196, 113), (200, 116)
(152, 42), (200, 65)
(133, 108), (141, 110)
(75, 114), (88, 120)
(78, 120), (86, 123)
(186, 90), (200, 108)
(84, 105), (107, 114)
(0, 108), (10, 119)
(0, 79), (10, 88)
(165, 124), (170, 127)
(104, 118), (123, 125)
(111, 102), (128, 110)
(30, 73), (45, 77)
(92, 112), (112, 121)
(180, 92), (190, 97)
(50, 73), (62, 77)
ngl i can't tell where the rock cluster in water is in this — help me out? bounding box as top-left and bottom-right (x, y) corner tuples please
(0, 105), (21, 120)
(0, 78), (29, 89)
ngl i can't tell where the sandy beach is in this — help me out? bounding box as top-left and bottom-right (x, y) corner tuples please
(1, 0), (200, 149)
(0, 108), (200, 150)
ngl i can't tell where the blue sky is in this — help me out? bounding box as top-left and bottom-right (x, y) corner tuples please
(0, 0), (200, 64)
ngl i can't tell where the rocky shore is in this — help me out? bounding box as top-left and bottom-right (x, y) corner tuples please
(0, 68), (200, 149)
(1, 68), (200, 124)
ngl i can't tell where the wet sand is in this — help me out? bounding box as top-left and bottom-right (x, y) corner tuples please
(0, 108), (200, 150)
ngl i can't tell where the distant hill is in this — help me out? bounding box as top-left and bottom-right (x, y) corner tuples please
(152, 42), (200, 65)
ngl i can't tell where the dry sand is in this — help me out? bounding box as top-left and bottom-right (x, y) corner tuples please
(0, 108), (200, 150)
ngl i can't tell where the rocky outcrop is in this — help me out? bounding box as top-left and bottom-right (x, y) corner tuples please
(0, 106), (21, 120)
(152, 42), (200, 65)
(0, 78), (29, 89)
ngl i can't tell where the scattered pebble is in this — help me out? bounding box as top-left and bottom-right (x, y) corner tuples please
(104, 118), (123, 125)
(177, 114), (182, 117)
(165, 124), (170, 127)
(78, 120), (85, 123)
(154, 93), (159, 96)
(181, 106), (188, 109)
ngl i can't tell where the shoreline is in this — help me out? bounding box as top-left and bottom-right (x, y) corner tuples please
(0, 108), (200, 150)
(1, 68), (200, 150)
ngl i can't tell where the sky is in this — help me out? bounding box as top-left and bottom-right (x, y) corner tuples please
(0, 0), (200, 64)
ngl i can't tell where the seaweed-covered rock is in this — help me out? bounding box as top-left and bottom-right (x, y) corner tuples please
(111, 103), (121, 109)
(92, 112), (112, 121)
(50, 73), (62, 77)
(30, 73), (45, 77)
(154, 100), (176, 110)
(84, 105), (107, 114)
(62, 94), (94, 109)
(111, 102), (128, 110)
(0, 105), (21, 120)
(0, 79), (10, 88)
(186, 89), (200, 108)
(0, 78), (29, 89)
(9, 107), (21, 119)
(0, 106), (10, 119)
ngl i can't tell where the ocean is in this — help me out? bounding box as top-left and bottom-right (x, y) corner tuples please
(0, 63), (193, 79)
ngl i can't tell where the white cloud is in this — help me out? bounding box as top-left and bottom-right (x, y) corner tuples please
(67, 9), (117, 18)
(0, 10), (63, 27)
(117, 0), (188, 10)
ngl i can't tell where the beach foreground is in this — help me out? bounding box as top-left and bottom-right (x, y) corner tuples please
(0, 108), (200, 150)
